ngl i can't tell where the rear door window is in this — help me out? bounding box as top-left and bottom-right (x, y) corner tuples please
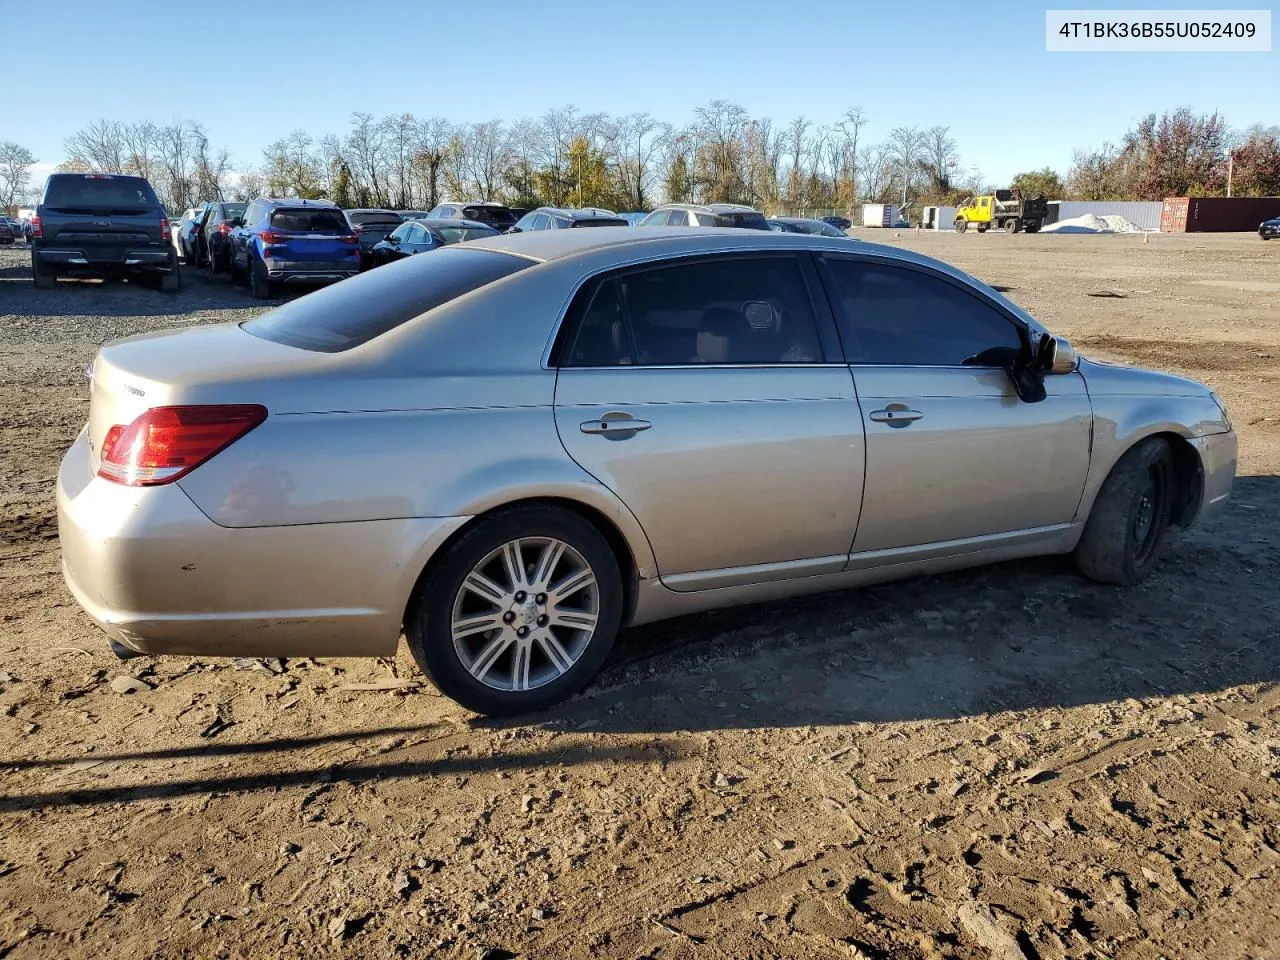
(716, 211), (770, 230)
(666, 209), (689, 226)
(269, 208), (350, 233)
(564, 255), (824, 367)
(243, 249), (533, 352)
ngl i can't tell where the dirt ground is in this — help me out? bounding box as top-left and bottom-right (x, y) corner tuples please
(1, 232), (1277, 960)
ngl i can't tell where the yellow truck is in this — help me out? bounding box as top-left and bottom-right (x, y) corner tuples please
(954, 189), (1048, 234)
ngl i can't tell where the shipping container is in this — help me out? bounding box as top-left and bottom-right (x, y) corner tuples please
(862, 203), (898, 228)
(920, 206), (958, 230)
(1161, 196), (1280, 232)
(1047, 201), (1164, 231)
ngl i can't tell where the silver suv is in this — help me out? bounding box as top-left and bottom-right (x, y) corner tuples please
(639, 203), (771, 229)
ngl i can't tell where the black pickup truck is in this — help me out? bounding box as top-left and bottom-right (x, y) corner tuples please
(30, 173), (180, 291)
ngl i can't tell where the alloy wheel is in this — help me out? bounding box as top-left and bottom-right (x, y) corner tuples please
(450, 537), (600, 692)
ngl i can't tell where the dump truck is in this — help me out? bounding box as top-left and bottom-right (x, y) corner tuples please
(954, 189), (1048, 234)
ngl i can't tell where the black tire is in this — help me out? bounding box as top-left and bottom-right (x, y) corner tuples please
(229, 248), (244, 284)
(161, 265), (181, 292)
(1006, 218), (1020, 234)
(1073, 438), (1176, 586)
(406, 504), (624, 716)
(250, 255), (271, 300)
(976, 223), (989, 233)
(954, 218), (967, 233)
(32, 258), (55, 290)
(1024, 221), (1041, 234)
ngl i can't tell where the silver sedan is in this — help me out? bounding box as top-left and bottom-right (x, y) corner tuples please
(57, 228), (1238, 715)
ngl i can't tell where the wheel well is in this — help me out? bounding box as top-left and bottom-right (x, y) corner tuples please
(1153, 432), (1205, 527)
(401, 497), (641, 632)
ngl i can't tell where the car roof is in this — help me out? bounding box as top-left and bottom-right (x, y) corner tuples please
(463, 225), (932, 268)
(255, 197), (339, 208)
(538, 206), (620, 219)
(345, 208), (402, 215)
(772, 217), (829, 225)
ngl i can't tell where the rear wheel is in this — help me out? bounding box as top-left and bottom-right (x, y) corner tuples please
(976, 223), (989, 233)
(161, 265), (181, 292)
(250, 255), (271, 300)
(1024, 221), (1041, 234)
(32, 257), (54, 290)
(1073, 438), (1176, 585)
(406, 505), (624, 716)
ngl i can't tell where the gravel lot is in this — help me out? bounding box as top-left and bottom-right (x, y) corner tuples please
(1, 233), (1278, 960)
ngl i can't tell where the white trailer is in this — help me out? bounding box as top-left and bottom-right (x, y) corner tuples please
(862, 203), (898, 228)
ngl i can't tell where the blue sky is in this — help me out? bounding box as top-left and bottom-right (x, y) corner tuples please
(6, 0), (1276, 185)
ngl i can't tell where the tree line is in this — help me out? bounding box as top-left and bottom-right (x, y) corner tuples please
(3, 104), (1277, 216)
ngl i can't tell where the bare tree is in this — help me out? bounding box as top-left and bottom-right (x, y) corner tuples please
(613, 112), (664, 210)
(918, 126), (960, 194)
(411, 116), (451, 210)
(886, 126), (926, 201)
(64, 119), (126, 174)
(345, 112), (389, 206)
(0, 142), (36, 211)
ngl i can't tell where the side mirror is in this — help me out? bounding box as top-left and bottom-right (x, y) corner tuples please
(1046, 335), (1078, 374)
(387, 235), (400, 244)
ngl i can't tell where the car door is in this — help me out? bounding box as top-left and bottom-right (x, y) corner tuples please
(818, 254), (1092, 560)
(553, 252), (864, 591)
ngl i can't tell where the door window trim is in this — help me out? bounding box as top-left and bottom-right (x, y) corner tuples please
(812, 252), (1030, 369)
(548, 251), (845, 370)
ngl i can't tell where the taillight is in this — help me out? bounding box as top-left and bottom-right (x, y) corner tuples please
(217, 223), (232, 235)
(30, 215), (42, 238)
(160, 218), (172, 243)
(259, 231), (283, 245)
(340, 234), (359, 245)
(97, 405), (267, 486)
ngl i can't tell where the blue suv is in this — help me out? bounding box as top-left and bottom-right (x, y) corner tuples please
(227, 197), (360, 299)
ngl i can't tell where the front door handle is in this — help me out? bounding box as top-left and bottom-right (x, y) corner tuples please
(869, 405), (924, 427)
(580, 416), (652, 436)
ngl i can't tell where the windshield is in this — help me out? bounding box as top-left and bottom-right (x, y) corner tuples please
(223, 203), (247, 219)
(43, 175), (159, 213)
(269, 208), (351, 233)
(243, 249), (532, 352)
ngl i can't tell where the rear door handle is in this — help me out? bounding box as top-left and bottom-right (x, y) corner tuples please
(580, 416), (652, 436)
(869, 406), (924, 427)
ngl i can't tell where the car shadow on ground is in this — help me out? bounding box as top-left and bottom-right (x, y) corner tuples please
(6, 477), (1274, 812)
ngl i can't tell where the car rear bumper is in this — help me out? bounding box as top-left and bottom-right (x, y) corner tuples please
(264, 260), (360, 282)
(36, 247), (174, 270)
(57, 428), (469, 659)
(1190, 430), (1237, 524)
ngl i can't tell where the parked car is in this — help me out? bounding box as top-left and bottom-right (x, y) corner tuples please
(58, 228), (1237, 716)
(1260, 216), (1280, 240)
(0, 219), (14, 244)
(175, 206), (205, 263)
(198, 201), (249, 276)
(344, 209), (405, 268)
(822, 215), (852, 230)
(370, 218), (499, 266)
(768, 217), (854, 238)
(618, 212), (647, 225)
(638, 203), (771, 229)
(426, 201), (521, 233)
(510, 207), (631, 231)
(227, 197), (360, 299)
(31, 172), (180, 291)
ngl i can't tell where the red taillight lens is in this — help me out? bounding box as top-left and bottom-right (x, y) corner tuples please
(160, 218), (172, 243)
(97, 405), (267, 486)
(259, 231), (283, 244)
(340, 234), (359, 245)
(30, 215), (42, 238)
(217, 223), (232, 235)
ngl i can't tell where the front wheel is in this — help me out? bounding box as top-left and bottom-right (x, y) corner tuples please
(1073, 438), (1176, 585)
(954, 218), (968, 234)
(406, 505), (624, 715)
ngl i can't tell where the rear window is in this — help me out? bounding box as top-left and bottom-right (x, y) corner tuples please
(436, 226), (498, 244)
(347, 211), (404, 227)
(269, 208), (351, 233)
(242, 249), (533, 352)
(572, 218), (629, 228)
(462, 206), (517, 226)
(715, 211), (771, 230)
(44, 175), (159, 212)
(223, 203), (247, 218)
